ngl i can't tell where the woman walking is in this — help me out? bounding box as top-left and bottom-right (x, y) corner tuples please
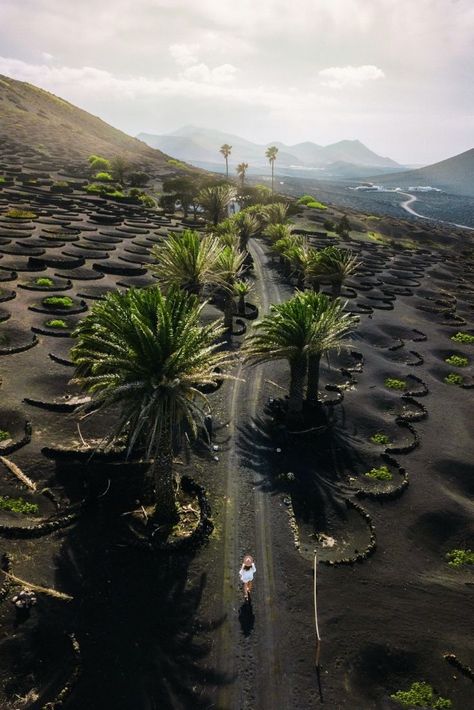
(239, 555), (256, 601)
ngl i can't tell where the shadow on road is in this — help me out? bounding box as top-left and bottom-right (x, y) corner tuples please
(238, 599), (255, 637)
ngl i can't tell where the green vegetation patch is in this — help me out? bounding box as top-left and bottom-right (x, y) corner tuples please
(370, 432), (390, 445)
(297, 195), (327, 210)
(0, 176), (6, 184)
(0, 496), (39, 515)
(364, 465), (393, 481)
(444, 372), (463, 385)
(95, 171), (113, 182)
(35, 277), (54, 287)
(5, 208), (37, 219)
(42, 296), (74, 309)
(446, 548), (474, 568)
(139, 194), (156, 208)
(0, 430), (12, 442)
(45, 318), (68, 329)
(451, 331), (474, 344)
(384, 378), (406, 390)
(390, 681), (451, 708)
(445, 354), (468, 367)
(167, 158), (189, 170)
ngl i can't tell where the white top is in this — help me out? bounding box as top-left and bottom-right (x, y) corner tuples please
(239, 563), (256, 582)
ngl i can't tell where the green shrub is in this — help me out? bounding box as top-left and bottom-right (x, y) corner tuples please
(89, 157), (110, 172)
(323, 219), (335, 231)
(308, 200), (327, 210)
(0, 176), (6, 184)
(108, 190), (125, 199)
(451, 332), (474, 344)
(42, 296), (74, 309)
(53, 180), (69, 188)
(85, 182), (114, 195)
(444, 372), (463, 385)
(167, 158), (189, 170)
(385, 378), (406, 390)
(390, 681), (451, 708)
(5, 208), (37, 219)
(0, 430), (11, 442)
(364, 465), (393, 481)
(446, 548), (474, 568)
(445, 354), (468, 367)
(370, 433), (390, 445)
(139, 194), (157, 208)
(297, 195), (316, 205)
(0, 496), (39, 515)
(45, 318), (68, 328)
(35, 277), (54, 287)
(95, 171), (113, 182)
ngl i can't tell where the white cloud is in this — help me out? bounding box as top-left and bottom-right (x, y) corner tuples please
(319, 64), (385, 89)
(169, 43), (199, 67)
(181, 62), (237, 84)
(41, 51), (54, 62)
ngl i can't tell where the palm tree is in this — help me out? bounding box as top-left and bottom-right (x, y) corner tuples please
(150, 229), (224, 297)
(71, 287), (232, 522)
(263, 222), (293, 243)
(265, 146), (279, 195)
(243, 296), (315, 417)
(216, 245), (245, 335)
(234, 211), (260, 253)
(298, 291), (358, 405)
(264, 202), (288, 226)
(234, 279), (253, 315)
(317, 247), (361, 297)
(220, 144), (232, 179)
(198, 185), (236, 226)
(236, 162), (249, 189)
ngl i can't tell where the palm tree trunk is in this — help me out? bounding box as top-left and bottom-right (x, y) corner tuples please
(225, 157), (229, 180)
(153, 427), (178, 523)
(306, 353), (321, 406)
(238, 293), (246, 315)
(271, 161), (274, 195)
(224, 293), (234, 335)
(288, 354), (307, 416)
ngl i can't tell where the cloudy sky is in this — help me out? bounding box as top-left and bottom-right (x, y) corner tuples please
(1, 0), (473, 164)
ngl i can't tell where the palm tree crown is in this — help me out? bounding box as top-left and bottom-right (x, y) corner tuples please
(198, 185), (236, 226)
(317, 247), (361, 297)
(150, 229), (224, 297)
(236, 162), (249, 189)
(71, 286), (233, 520)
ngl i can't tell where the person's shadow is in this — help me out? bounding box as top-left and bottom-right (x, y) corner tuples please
(238, 598), (255, 637)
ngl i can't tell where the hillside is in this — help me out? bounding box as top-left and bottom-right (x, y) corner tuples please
(0, 74), (181, 176)
(138, 126), (402, 176)
(375, 148), (474, 197)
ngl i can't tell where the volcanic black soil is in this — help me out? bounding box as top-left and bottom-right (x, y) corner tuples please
(0, 155), (473, 710)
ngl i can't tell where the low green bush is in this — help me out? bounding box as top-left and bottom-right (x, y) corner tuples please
(370, 433), (390, 445)
(45, 318), (68, 328)
(445, 354), (468, 367)
(35, 277), (54, 287)
(0, 430), (12, 442)
(451, 332), (474, 344)
(42, 296), (74, 309)
(390, 681), (451, 708)
(364, 465), (393, 481)
(0, 176), (6, 184)
(95, 171), (113, 182)
(384, 378), (406, 390)
(444, 372), (463, 385)
(446, 549), (474, 568)
(0, 496), (39, 515)
(139, 194), (157, 208)
(5, 208), (37, 219)
(85, 182), (114, 195)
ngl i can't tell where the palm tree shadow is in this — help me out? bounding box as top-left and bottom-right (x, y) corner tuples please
(238, 599), (255, 637)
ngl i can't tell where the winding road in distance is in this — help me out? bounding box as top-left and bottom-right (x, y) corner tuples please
(399, 191), (474, 231)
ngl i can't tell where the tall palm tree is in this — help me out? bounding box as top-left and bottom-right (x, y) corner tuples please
(220, 144), (232, 179)
(236, 162), (249, 189)
(298, 291), (358, 405)
(216, 245), (245, 335)
(243, 296), (315, 417)
(150, 229), (224, 297)
(71, 287), (232, 522)
(317, 247), (361, 297)
(198, 185), (236, 226)
(265, 146), (279, 195)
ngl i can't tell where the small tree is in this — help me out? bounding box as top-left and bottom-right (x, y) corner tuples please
(110, 155), (129, 184)
(265, 146), (279, 195)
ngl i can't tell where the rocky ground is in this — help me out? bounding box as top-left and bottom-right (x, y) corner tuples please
(0, 154), (473, 709)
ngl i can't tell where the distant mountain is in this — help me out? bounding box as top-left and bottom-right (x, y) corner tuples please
(374, 148), (474, 197)
(137, 126), (402, 177)
(0, 74), (179, 175)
